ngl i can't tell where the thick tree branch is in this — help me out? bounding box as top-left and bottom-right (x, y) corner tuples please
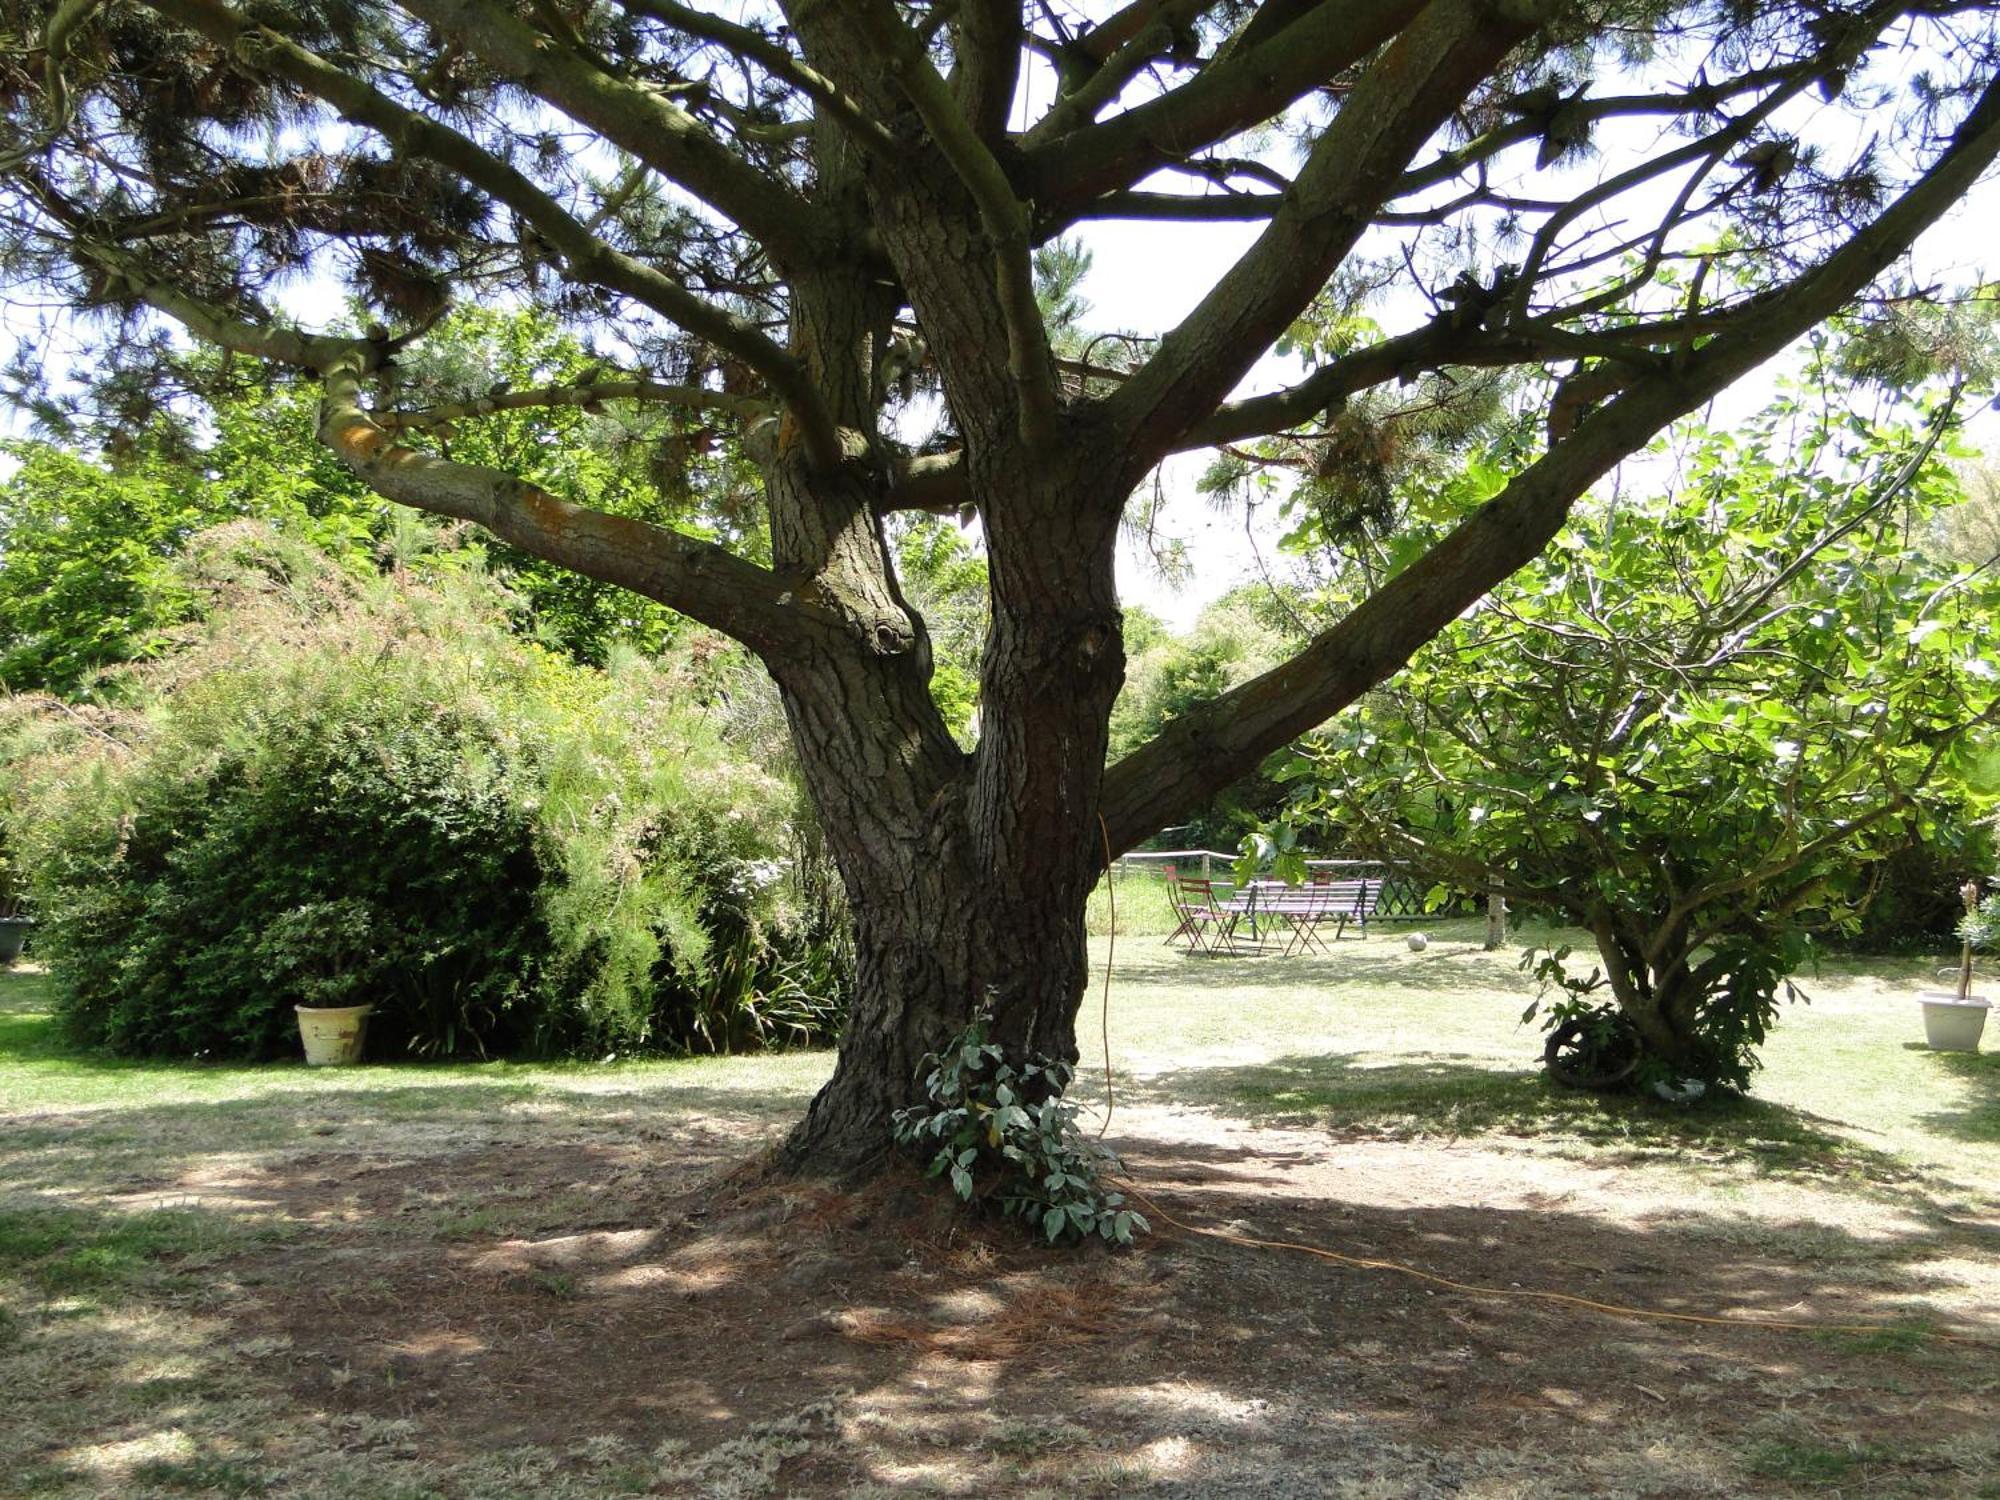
(851, 0), (1060, 451)
(1074, 0), (1188, 61)
(1100, 0), (1533, 469)
(1183, 322), (1592, 449)
(1098, 67), (2000, 855)
(872, 305), (1751, 520)
(1071, 189), (1283, 222)
(888, 451), (973, 515)
(622, 0), (900, 158)
(374, 380), (773, 430)
(49, 239), (815, 654)
(1022, 0), (1427, 221)
(399, 0), (830, 266)
(950, 0), (1026, 143)
(319, 355), (812, 655)
(1027, 0), (1210, 142)
(143, 0), (845, 470)
(59, 231), (363, 371)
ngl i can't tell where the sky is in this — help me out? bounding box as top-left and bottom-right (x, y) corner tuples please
(3, 6), (1997, 636)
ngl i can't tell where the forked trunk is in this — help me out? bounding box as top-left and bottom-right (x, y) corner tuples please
(1583, 908), (1708, 1073)
(748, 118), (1128, 1178)
(762, 444), (1125, 1179)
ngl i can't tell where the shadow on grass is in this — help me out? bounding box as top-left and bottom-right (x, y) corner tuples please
(5, 1089), (1998, 1495)
(1114, 940), (1525, 996)
(0, 1192), (293, 1302)
(1916, 1044), (2000, 1144)
(1134, 1050), (1922, 1183)
(0, 1076), (814, 1170)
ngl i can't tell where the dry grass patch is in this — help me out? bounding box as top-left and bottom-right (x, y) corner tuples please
(5, 937), (2000, 1497)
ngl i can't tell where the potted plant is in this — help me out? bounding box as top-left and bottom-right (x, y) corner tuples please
(0, 838), (33, 964)
(260, 899), (388, 1066)
(1919, 880), (1992, 1052)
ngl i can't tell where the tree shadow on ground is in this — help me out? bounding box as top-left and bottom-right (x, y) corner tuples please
(1130, 1050), (1928, 1186)
(5, 1117), (1996, 1498)
(0, 1078), (816, 1212)
(7, 968), (1996, 1494)
(1913, 1043), (2000, 1144)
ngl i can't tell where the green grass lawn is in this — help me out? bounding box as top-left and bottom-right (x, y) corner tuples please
(0, 968), (831, 1116)
(5, 917), (1992, 1205)
(1078, 918), (1996, 1195)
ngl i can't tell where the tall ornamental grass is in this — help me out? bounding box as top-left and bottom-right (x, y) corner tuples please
(2, 524), (849, 1060)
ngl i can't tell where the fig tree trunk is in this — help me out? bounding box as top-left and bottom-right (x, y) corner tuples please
(1582, 905), (1763, 1087)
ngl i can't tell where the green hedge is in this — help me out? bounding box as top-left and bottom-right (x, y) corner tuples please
(3, 526), (848, 1060)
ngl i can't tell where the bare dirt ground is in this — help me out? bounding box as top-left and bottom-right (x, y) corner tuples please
(3, 934), (1997, 1498)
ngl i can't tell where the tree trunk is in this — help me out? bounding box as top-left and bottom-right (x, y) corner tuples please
(758, 431), (1125, 1179)
(769, 589), (1119, 1173)
(1582, 913), (1712, 1077)
(759, 427), (1127, 1175)
(1483, 887), (1506, 951)
(776, 829), (1096, 1175)
(736, 26), (1130, 1178)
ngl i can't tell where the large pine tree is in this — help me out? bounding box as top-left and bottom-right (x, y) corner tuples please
(3, 0), (1997, 1172)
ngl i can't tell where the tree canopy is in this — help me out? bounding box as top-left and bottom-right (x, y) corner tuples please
(4, 0), (1999, 1171)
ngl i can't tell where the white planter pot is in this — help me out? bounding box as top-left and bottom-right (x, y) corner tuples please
(1917, 991), (1989, 1052)
(296, 1003), (373, 1066)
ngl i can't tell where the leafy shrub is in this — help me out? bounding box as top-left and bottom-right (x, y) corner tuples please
(1835, 826), (1999, 953)
(1267, 381), (2000, 1092)
(259, 900), (393, 1011)
(0, 824), (28, 920)
(0, 385), (388, 696)
(892, 1019), (1147, 1246)
(1, 525), (849, 1060)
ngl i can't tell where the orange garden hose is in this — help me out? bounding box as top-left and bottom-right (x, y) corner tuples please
(1078, 830), (1977, 1348)
(1112, 1178), (1990, 1347)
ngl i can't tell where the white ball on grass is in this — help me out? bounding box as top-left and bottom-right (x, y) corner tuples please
(1407, 932), (1429, 952)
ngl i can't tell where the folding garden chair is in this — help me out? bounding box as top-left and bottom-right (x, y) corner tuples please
(1168, 875), (1253, 956)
